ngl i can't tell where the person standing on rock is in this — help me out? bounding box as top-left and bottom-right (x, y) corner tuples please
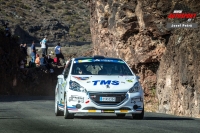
(54, 43), (65, 66)
(30, 41), (36, 63)
(40, 35), (47, 55)
(35, 54), (40, 67)
(24, 43), (28, 55)
(45, 42), (49, 55)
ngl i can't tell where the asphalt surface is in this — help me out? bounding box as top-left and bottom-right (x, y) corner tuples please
(0, 96), (200, 133)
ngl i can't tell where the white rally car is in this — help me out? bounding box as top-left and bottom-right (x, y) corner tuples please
(55, 56), (144, 119)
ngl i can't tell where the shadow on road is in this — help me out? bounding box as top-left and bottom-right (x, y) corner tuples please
(74, 115), (194, 120)
(75, 115), (133, 120)
(0, 117), (22, 119)
(144, 116), (194, 120)
(0, 109), (11, 112)
(0, 96), (54, 102)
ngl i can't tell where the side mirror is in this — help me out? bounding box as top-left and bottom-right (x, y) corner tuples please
(57, 75), (64, 84)
(57, 75), (64, 79)
(136, 75), (140, 79)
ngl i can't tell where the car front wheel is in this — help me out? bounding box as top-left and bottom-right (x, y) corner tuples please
(132, 108), (144, 120)
(64, 100), (74, 119)
(55, 86), (63, 116)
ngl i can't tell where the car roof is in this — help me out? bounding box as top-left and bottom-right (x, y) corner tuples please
(73, 55), (123, 61)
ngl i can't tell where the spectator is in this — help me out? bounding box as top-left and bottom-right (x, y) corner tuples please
(40, 54), (54, 73)
(47, 54), (54, 64)
(46, 42), (49, 55)
(54, 43), (65, 66)
(4, 23), (11, 37)
(35, 54), (40, 67)
(40, 54), (47, 66)
(30, 41), (36, 63)
(40, 35), (47, 55)
(19, 60), (25, 69)
(20, 44), (23, 51)
(53, 56), (58, 64)
(21, 43), (28, 56)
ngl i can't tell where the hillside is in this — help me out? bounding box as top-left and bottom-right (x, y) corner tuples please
(0, 0), (91, 45)
(0, 0), (92, 96)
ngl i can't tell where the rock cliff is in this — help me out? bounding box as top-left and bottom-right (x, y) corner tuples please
(89, 0), (200, 117)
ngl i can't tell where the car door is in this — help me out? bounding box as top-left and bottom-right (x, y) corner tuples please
(57, 73), (65, 107)
(61, 60), (72, 104)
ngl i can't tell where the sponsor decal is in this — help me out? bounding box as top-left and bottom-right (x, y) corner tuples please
(168, 12), (196, 19)
(167, 9), (198, 28)
(73, 76), (90, 80)
(85, 100), (90, 104)
(67, 106), (78, 111)
(92, 80), (119, 85)
(74, 59), (93, 63)
(126, 80), (133, 83)
(74, 59), (125, 63)
(125, 77), (134, 83)
(58, 103), (64, 108)
(69, 95), (84, 103)
(62, 82), (66, 87)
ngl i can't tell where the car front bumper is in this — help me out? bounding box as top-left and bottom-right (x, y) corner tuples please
(66, 91), (144, 114)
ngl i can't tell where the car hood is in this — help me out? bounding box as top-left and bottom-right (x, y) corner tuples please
(70, 75), (138, 92)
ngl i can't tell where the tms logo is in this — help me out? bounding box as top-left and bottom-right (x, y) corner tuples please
(92, 80), (119, 85)
(168, 10), (197, 19)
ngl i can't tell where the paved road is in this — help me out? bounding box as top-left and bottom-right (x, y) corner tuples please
(0, 96), (200, 133)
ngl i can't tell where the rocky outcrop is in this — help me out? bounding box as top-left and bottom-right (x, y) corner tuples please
(89, 0), (200, 117)
(157, 28), (200, 117)
(0, 27), (63, 96)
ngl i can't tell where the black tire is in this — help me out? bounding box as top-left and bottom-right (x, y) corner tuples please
(132, 108), (144, 120)
(64, 101), (74, 119)
(55, 103), (63, 116)
(116, 114), (126, 118)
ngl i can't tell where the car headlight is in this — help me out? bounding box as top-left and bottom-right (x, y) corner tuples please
(69, 80), (87, 93)
(129, 82), (140, 93)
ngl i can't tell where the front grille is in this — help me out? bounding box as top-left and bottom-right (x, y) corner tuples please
(89, 92), (127, 106)
(119, 107), (131, 110)
(82, 107), (97, 110)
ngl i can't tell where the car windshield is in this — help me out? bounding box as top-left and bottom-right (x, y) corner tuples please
(71, 58), (133, 75)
